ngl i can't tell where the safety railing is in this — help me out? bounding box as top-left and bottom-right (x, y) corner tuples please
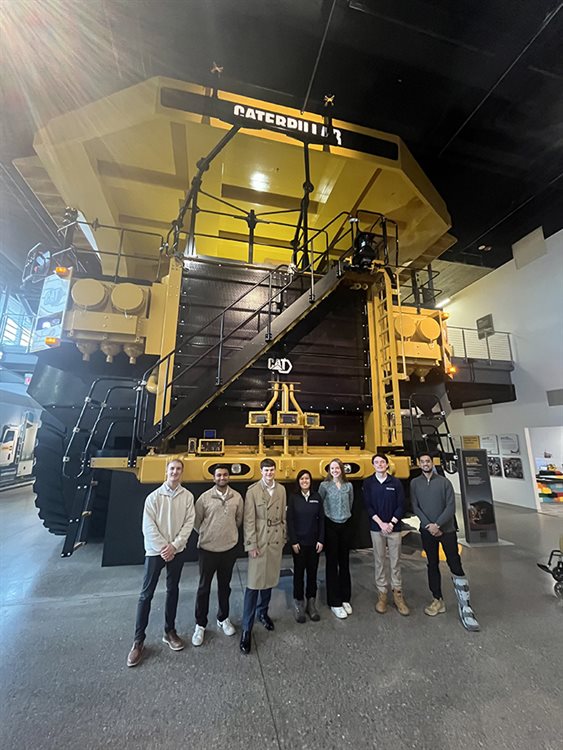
(22, 219), (168, 288)
(448, 326), (513, 362)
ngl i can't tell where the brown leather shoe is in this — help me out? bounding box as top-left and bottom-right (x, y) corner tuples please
(375, 591), (388, 614)
(127, 641), (144, 667)
(162, 629), (185, 651)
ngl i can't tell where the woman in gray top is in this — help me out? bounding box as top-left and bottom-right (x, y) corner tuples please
(319, 458), (354, 619)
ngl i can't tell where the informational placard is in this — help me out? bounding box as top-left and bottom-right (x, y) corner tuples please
(502, 457), (524, 479)
(500, 433), (520, 455)
(462, 435), (481, 450)
(480, 434), (499, 454)
(458, 449), (499, 543)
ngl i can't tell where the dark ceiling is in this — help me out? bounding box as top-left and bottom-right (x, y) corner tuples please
(1, 0), (562, 288)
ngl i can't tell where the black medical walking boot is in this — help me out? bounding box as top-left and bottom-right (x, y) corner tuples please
(239, 630), (251, 654)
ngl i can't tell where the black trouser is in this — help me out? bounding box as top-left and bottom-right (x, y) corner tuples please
(194, 545), (238, 627)
(324, 517), (352, 606)
(292, 544), (319, 600)
(134, 551), (186, 643)
(420, 529), (465, 599)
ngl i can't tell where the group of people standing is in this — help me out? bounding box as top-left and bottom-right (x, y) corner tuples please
(127, 452), (480, 667)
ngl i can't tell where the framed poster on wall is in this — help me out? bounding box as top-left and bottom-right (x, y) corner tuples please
(488, 456), (502, 477)
(462, 435), (481, 450)
(481, 434), (499, 454)
(502, 457), (524, 479)
(500, 433), (520, 455)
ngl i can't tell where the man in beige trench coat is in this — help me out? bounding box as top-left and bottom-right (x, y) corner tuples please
(240, 458), (287, 654)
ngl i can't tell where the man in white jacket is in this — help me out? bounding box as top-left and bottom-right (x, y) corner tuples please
(127, 459), (195, 667)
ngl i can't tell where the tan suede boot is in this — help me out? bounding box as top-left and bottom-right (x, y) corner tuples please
(393, 589), (410, 616)
(375, 591), (388, 614)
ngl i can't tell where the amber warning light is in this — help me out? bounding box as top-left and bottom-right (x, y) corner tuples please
(55, 266), (70, 277)
(45, 337), (61, 347)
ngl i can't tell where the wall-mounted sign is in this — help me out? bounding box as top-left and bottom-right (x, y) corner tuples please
(462, 435), (481, 450)
(502, 457), (524, 479)
(458, 449), (499, 543)
(500, 433), (520, 455)
(480, 434), (499, 454)
(476, 313), (494, 340)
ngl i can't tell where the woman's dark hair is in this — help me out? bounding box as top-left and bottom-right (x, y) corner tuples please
(325, 458), (348, 482)
(296, 469), (313, 491)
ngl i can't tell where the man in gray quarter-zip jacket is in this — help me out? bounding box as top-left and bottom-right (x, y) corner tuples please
(191, 465), (244, 647)
(127, 458), (195, 667)
(410, 452), (480, 631)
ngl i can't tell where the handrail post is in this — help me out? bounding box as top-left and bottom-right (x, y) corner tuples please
(216, 313), (225, 385)
(266, 273), (273, 341)
(114, 229), (124, 282)
(247, 209), (257, 264)
(161, 357), (170, 429)
(461, 327), (467, 360)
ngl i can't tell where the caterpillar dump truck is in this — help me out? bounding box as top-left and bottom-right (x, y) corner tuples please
(19, 77), (466, 565)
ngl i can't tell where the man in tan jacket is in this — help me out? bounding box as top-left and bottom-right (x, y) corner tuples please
(191, 465), (244, 647)
(240, 458), (287, 654)
(127, 459), (195, 667)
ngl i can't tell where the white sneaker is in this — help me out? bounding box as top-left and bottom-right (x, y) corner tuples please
(217, 617), (236, 636)
(191, 625), (205, 646)
(331, 606), (348, 619)
(342, 602), (353, 615)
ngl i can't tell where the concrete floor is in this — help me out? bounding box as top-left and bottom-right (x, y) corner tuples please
(1, 486), (562, 750)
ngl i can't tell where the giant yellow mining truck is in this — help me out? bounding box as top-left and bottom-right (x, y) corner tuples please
(19, 77), (462, 564)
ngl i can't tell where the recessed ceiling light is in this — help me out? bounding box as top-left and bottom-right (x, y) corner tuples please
(478, 244), (492, 251)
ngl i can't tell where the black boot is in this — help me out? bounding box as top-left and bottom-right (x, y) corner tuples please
(258, 613), (275, 631)
(306, 597), (320, 621)
(240, 630), (251, 654)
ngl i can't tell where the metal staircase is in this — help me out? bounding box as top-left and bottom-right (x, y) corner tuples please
(403, 392), (457, 472)
(138, 260), (345, 446)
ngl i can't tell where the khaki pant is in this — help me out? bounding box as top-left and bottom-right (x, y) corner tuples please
(370, 531), (402, 593)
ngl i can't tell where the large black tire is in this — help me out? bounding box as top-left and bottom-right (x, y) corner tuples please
(33, 410), (110, 538)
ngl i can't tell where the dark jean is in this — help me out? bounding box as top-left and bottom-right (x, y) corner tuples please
(134, 550), (187, 643)
(241, 587), (272, 632)
(324, 517), (352, 607)
(420, 528), (465, 599)
(292, 544), (319, 600)
(194, 545), (238, 627)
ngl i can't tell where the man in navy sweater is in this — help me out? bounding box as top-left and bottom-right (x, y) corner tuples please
(362, 453), (410, 616)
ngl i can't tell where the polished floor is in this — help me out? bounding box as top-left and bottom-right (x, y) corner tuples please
(1, 486), (562, 750)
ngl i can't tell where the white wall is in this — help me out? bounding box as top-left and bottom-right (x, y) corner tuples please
(445, 228), (563, 509)
(529, 426), (563, 471)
